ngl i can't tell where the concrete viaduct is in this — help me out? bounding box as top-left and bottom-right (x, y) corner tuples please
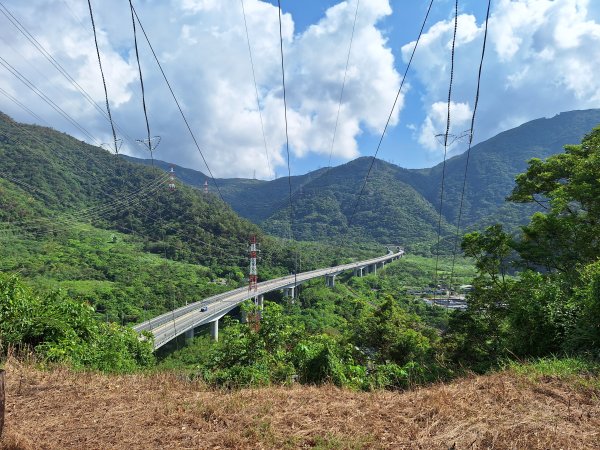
(133, 249), (404, 350)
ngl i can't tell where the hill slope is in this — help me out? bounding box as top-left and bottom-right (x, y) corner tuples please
(402, 108), (600, 228)
(0, 112), (382, 325)
(3, 359), (599, 449)
(126, 109), (600, 247)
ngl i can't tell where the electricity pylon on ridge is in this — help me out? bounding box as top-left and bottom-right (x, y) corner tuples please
(101, 138), (123, 154)
(168, 166), (176, 191)
(135, 136), (161, 161)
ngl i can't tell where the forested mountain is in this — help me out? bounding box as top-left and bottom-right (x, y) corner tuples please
(401, 109), (600, 229)
(0, 111), (379, 326)
(128, 109), (600, 247)
(0, 112), (262, 266)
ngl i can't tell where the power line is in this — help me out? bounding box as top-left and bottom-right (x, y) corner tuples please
(0, 55), (101, 146)
(434, 0), (459, 289)
(277, 0), (298, 285)
(327, 0), (360, 171)
(0, 1), (138, 149)
(240, 0), (272, 179)
(0, 86), (45, 124)
(346, 0), (435, 229)
(449, 0), (492, 287)
(129, 3), (226, 203)
(128, 0), (159, 163)
(86, 0), (119, 154)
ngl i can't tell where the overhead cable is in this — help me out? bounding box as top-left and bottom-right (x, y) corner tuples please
(129, 3), (226, 203)
(346, 0), (435, 229)
(0, 1), (137, 148)
(277, 0), (299, 285)
(326, 0), (360, 171)
(86, 0), (120, 154)
(434, 0), (459, 288)
(449, 0), (492, 287)
(240, 0), (273, 179)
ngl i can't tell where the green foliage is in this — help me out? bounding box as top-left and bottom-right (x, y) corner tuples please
(355, 295), (433, 366)
(565, 261), (600, 355)
(509, 126), (600, 272)
(445, 124), (600, 371)
(0, 273), (154, 372)
(505, 356), (600, 389)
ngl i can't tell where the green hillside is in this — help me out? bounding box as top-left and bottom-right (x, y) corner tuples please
(261, 157), (451, 245)
(404, 109), (600, 228)
(0, 112), (380, 325)
(125, 109), (600, 248)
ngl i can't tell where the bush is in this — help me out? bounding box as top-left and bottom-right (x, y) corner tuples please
(0, 274), (154, 372)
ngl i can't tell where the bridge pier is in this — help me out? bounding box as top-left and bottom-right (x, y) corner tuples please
(210, 319), (219, 341)
(325, 274), (336, 287)
(185, 328), (194, 342)
(284, 286), (296, 298)
(370, 263), (377, 275)
(258, 294), (264, 310)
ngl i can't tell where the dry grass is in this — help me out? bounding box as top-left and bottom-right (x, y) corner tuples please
(1, 358), (599, 449)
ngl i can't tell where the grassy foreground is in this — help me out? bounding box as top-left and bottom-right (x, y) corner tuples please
(1, 357), (599, 449)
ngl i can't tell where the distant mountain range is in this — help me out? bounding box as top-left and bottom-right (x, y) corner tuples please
(125, 109), (600, 250)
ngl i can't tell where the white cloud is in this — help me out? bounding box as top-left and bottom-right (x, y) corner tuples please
(0, 0), (402, 178)
(403, 0), (600, 161)
(418, 101), (472, 153)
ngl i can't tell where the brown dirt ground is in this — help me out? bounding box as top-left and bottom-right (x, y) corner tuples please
(1, 360), (599, 449)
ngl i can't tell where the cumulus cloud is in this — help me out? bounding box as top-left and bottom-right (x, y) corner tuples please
(418, 101), (472, 152)
(0, 0), (402, 178)
(403, 0), (600, 160)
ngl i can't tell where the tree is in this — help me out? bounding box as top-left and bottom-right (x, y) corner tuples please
(509, 126), (600, 272)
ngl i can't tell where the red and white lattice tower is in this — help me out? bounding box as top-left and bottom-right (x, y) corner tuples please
(249, 235), (258, 301)
(168, 166), (176, 191)
(204, 179), (209, 194)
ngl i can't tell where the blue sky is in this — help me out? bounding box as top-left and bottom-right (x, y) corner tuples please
(265, 0), (493, 174)
(1, 0), (600, 179)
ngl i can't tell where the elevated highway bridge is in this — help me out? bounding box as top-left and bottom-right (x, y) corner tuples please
(134, 250), (404, 350)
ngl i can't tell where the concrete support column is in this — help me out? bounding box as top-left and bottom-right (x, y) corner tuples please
(370, 264), (377, 275)
(185, 328), (194, 343)
(284, 286), (296, 298)
(325, 275), (336, 287)
(241, 309), (248, 323)
(210, 319), (219, 341)
(258, 294), (264, 310)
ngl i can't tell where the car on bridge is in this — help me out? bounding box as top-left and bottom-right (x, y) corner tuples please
(200, 306), (208, 312)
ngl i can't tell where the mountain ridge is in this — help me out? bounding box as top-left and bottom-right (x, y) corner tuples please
(125, 108), (600, 248)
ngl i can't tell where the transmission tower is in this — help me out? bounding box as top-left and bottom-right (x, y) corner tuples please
(204, 179), (209, 194)
(168, 166), (176, 191)
(136, 136), (161, 161)
(249, 235), (258, 301)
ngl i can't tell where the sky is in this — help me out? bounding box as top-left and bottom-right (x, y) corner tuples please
(1, 0), (600, 179)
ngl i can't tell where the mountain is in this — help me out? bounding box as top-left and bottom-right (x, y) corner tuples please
(399, 109), (600, 229)
(0, 111), (382, 324)
(126, 109), (600, 248)
(0, 112), (263, 267)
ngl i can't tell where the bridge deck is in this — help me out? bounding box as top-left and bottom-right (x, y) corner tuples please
(134, 251), (403, 349)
